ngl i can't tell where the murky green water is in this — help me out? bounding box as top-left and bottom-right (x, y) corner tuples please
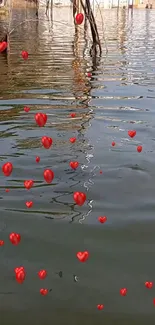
(0, 7), (155, 325)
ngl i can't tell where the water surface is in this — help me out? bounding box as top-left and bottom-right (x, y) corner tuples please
(0, 7), (155, 325)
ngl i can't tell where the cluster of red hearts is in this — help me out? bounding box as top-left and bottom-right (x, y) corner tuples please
(77, 251), (155, 308)
(0, 232), (48, 295)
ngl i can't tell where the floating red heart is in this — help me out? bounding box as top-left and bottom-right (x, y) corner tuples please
(97, 304), (104, 310)
(0, 41), (7, 53)
(35, 113), (47, 127)
(0, 240), (4, 246)
(111, 141), (116, 147)
(16, 269), (26, 284)
(26, 201), (33, 208)
(70, 113), (76, 118)
(36, 156), (40, 163)
(145, 281), (153, 289)
(69, 161), (79, 170)
(21, 50), (28, 60)
(9, 232), (21, 245)
(73, 192), (86, 206)
(24, 106), (30, 113)
(120, 288), (127, 296)
(87, 72), (92, 78)
(5, 188), (9, 192)
(70, 137), (76, 143)
(44, 169), (54, 183)
(40, 288), (48, 296)
(98, 216), (107, 223)
(128, 130), (136, 138)
(75, 13), (84, 25)
(24, 180), (34, 190)
(137, 145), (142, 153)
(38, 269), (47, 280)
(153, 298), (155, 305)
(76, 251), (89, 262)
(41, 136), (53, 149)
(2, 162), (13, 176)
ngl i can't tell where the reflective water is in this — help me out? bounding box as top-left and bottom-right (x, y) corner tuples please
(0, 7), (155, 324)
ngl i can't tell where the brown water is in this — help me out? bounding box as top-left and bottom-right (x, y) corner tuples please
(0, 7), (155, 325)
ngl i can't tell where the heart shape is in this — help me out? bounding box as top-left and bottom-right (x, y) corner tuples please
(98, 216), (107, 223)
(24, 106), (30, 113)
(128, 130), (136, 138)
(26, 201), (33, 208)
(76, 251), (89, 262)
(70, 137), (76, 143)
(24, 180), (34, 190)
(69, 161), (79, 170)
(0, 41), (7, 53)
(41, 136), (52, 149)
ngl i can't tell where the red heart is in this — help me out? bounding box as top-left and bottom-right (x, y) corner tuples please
(128, 130), (136, 138)
(111, 141), (116, 147)
(21, 50), (28, 60)
(38, 269), (47, 280)
(9, 233), (21, 245)
(26, 201), (33, 208)
(35, 113), (47, 127)
(69, 161), (79, 170)
(16, 270), (26, 284)
(0, 41), (7, 53)
(70, 113), (76, 118)
(137, 145), (142, 153)
(41, 136), (52, 149)
(36, 156), (40, 163)
(14, 267), (25, 274)
(73, 192), (86, 206)
(76, 251), (89, 262)
(40, 288), (48, 296)
(145, 281), (153, 289)
(75, 13), (84, 25)
(0, 240), (4, 246)
(97, 304), (104, 310)
(24, 180), (34, 190)
(120, 288), (127, 296)
(2, 162), (13, 176)
(70, 137), (76, 143)
(98, 216), (107, 223)
(24, 106), (30, 113)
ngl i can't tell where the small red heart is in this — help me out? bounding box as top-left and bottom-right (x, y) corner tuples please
(36, 156), (40, 163)
(9, 233), (21, 245)
(16, 270), (26, 284)
(145, 281), (153, 289)
(24, 180), (34, 190)
(0, 240), (4, 246)
(21, 50), (28, 60)
(73, 192), (86, 206)
(24, 106), (30, 113)
(38, 269), (47, 280)
(111, 141), (116, 147)
(87, 72), (92, 78)
(5, 188), (9, 192)
(120, 288), (127, 296)
(137, 145), (142, 153)
(97, 304), (104, 310)
(76, 251), (89, 262)
(0, 41), (7, 53)
(99, 170), (102, 174)
(70, 137), (76, 143)
(26, 201), (33, 208)
(41, 136), (52, 149)
(35, 113), (47, 127)
(69, 161), (79, 170)
(128, 130), (136, 138)
(98, 216), (107, 223)
(153, 298), (155, 305)
(40, 288), (48, 296)
(70, 113), (76, 118)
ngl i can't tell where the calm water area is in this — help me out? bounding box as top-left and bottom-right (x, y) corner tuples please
(0, 6), (155, 325)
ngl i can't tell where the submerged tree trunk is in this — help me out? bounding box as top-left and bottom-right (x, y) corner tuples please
(73, 0), (102, 57)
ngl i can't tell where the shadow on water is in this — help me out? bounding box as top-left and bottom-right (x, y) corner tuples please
(0, 6), (155, 325)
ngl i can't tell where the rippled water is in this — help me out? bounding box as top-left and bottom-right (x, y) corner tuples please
(0, 7), (155, 324)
